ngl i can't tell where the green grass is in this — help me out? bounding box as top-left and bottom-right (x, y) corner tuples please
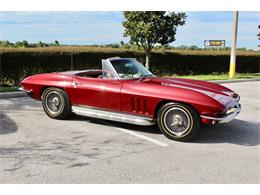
(0, 86), (20, 93)
(166, 73), (260, 81)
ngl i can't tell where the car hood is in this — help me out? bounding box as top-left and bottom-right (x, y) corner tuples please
(141, 77), (238, 106)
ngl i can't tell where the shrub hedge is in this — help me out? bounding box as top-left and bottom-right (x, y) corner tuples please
(0, 47), (259, 86)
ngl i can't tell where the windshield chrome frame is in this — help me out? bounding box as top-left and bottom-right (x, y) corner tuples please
(102, 59), (120, 80)
(105, 58), (154, 80)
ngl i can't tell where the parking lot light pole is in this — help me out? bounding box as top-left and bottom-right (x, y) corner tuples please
(229, 11), (239, 79)
(71, 51), (74, 70)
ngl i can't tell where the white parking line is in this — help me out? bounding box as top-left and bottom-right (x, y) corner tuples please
(225, 86), (256, 91)
(241, 98), (260, 103)
(115, 127), (169, 147)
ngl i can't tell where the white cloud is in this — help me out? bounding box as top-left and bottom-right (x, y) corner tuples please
(174, 11), (260, 50)
(0, 11), (259, 49)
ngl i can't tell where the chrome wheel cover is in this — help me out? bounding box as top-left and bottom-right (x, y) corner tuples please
(45, 91), (63, 115)
(162, 106), (191, 136)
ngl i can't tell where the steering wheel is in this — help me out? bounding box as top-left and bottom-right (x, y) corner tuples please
(126, 69), (134, 77)
(134, 72), (142, 78)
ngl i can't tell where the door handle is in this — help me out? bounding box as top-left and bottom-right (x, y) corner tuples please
(72, 82), (83, 87)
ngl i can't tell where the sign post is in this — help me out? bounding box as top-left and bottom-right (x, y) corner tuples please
(229, 11), (239, 79)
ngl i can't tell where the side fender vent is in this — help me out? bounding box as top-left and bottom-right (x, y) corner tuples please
(131, 97), (149, 114)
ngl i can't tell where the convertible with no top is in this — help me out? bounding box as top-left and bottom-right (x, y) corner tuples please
(20, 57), (241, 141)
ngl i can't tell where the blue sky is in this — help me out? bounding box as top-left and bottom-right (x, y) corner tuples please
(0, 11), (259, 50)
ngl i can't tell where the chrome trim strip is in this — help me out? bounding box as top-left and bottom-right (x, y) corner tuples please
(18, 87), (32, 93)
(103, 59), (120, 80)
(72, 105), (155, 126)
(200, 103), (241, 123)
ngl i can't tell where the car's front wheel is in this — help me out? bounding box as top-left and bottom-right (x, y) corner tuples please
(42, 87), (71, 119)
(157, 102), (200, 141)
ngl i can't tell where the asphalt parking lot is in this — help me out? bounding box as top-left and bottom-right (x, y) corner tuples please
(0, 81), (259, 183)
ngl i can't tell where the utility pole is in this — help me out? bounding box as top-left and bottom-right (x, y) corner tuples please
(229, 11), (239, 79)
(71, 51), (74, 70)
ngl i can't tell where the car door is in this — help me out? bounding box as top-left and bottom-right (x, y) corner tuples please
(72, 76), (122, 111)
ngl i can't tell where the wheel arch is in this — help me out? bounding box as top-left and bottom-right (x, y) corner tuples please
(40, 85), (65, 96)
(153, 99), (200, 120)
(40, 86), (65, 98)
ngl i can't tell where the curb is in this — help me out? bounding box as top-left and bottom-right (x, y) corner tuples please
(0, 78), (259, 99)
(0, 91), (28, 99)
(211, 78), (260, 84)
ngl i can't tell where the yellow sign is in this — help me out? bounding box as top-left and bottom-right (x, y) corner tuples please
(204, 40), (225, 47)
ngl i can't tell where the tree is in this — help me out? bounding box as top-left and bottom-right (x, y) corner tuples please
(123, 11), (186, 68)
(37, 41), (45, 47)
(120, 40), (124, 47)
(54, 40), (60, 46)
(0, 40), (12, 47)
(22, 40), (29, 48)
(15, 41), (24, 48)
(257, 25), (259, 40)
(189, 45), (199, 50)
(258, 25), (260, 39)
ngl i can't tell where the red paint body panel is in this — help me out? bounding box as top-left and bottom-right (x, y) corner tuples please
(121, 78), (224, 117)
(72, 76), (122, 111)
(20, 70), (239, 124)
(21, 73), (75, 103)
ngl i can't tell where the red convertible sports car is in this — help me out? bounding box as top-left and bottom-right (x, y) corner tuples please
(20, 57), (241, 141)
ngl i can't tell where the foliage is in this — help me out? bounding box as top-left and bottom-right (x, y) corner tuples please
(0, 86), (19, 93)
(0, 40), (256, 52)
(123, 11), (186, 68)
(54, 40), (60, 46)
(0, 40), (13, 47)
(0, 47), (259, 87)
(258, 25), (260, 40)
(0, 40), (61, 48)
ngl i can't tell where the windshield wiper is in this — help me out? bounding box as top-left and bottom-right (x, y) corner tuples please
(138, 74), (155, 80)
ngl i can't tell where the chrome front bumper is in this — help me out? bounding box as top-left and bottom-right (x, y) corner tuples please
(201, 103), (241, 124)
(18, 87), (32, 93)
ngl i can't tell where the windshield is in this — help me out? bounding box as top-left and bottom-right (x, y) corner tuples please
(109, 59), (154, 79)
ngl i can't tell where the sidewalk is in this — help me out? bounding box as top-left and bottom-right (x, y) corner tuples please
(0, 91), (27, 98)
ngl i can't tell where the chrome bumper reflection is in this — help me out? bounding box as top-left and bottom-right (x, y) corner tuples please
(18, 87), (32, 93)
(201, 103), (241, 124)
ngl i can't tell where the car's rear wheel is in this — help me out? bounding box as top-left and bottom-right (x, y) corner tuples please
(157, 102), (200, 141)
(42, 87), (71, 119)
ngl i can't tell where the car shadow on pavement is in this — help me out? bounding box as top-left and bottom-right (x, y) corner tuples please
(69, 114), (161, 134)
(0, 97), (41, 111)
(194, 119), (260, 146)
(0, 112), (18, 135)
(70, 115), (259, 146)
